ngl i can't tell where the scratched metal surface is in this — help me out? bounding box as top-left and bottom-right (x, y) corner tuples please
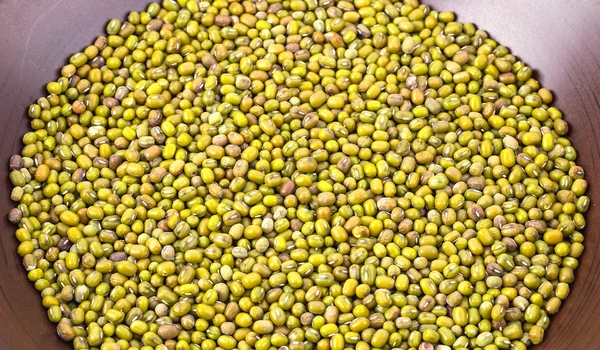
(0, 1), (599, 349)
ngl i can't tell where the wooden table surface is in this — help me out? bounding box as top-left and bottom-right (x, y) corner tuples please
(1, 1), (599, 349)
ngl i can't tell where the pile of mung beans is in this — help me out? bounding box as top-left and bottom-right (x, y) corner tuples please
(8, 0), (590, 349)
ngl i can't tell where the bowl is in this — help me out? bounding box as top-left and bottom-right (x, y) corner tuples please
(1, 0), (599, 348)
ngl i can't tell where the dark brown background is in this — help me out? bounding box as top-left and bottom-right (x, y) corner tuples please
(1, 1), (599, 349)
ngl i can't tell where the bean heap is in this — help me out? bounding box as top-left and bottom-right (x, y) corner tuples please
(8, 0), (590, 349)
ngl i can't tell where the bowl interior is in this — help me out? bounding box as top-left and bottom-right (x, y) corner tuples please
(0, 1), (599, 349)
